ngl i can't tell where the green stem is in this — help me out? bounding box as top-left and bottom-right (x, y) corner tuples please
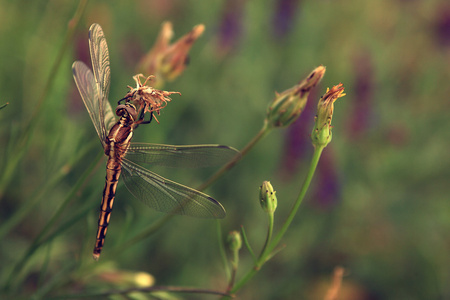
(50, 285), (231, 299)
(229, 145), (325, 294)
(259, 213), (274, 262)
(0, 140), (96, 240)
(267, 145), (324, 254)
(109, 213), (174, 257)
(24, 0), (88, 133)
(217, 220), (230, 280)
(197, 122), (271, 191)
(227, 250), (239, 292)
(2, 150), (103, 294)
(115, 123), (273, 257)
(240, 226), (256, 262)
(0, 0), (88, 199)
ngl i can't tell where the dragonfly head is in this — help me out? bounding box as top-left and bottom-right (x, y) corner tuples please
(116, 103), (139, 123)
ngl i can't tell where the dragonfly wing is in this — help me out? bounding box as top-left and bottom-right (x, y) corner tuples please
(72, 61), (108, 143)
(121, 158), (226, 219)
(88, 23), (115, 137)
(125, 143), (240, 168)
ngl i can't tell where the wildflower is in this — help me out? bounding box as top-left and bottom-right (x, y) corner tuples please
(137, 22), (204, 86)
(347, 51), (373, 139)
(259, 181), (277, 214)
(266, 66), (325, 128)
(273, 0), (301, 39)
(312, 150), (341, 210)
(311, 84), (346, 148)
(216, 0), (244, 56)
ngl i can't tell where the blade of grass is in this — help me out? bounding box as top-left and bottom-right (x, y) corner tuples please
(217, 220), (230, 280)
(0, 0), (88, 199)
(0, 139), (97, 240)
(2, 150), (103, 294)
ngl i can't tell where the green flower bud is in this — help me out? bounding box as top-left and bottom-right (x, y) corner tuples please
(311, 83), (346, 148)
(227, 231), (242, 252)
(259, 181), (277, 214)
(266, 66), (326, 128)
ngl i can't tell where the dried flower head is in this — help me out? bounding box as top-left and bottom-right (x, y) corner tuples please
(311, 83), (346, 148)
(137, 22), (205, 86)
(123, 74), (180, 123)
(266, 66), (326, 128)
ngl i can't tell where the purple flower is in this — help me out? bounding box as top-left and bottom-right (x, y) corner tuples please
(273, 0), (300, 38)
(434, 5), (450, 47)
(216, 0), (245, 56)
(312, 149), (341, 210)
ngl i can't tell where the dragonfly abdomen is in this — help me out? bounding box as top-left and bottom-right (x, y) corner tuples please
(93, 156), (122, 260)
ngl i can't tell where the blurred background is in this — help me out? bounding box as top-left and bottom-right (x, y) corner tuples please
(0, 0), (449, 299)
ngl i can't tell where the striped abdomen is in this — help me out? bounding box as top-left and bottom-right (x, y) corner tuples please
(93, 156), (122, 260)
(93, 119), (133, 260)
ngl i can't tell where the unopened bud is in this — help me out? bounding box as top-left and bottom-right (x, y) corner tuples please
(266, 66), (325, 128)
(259, 181), (277, 214)
(227, 230), (242, 252)
(311, 83), (346, 148)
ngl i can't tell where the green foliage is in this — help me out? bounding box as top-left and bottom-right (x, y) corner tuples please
(0, 0), (449, 299)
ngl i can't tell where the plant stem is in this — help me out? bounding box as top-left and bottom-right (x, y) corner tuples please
(0, 140), (96, 241)
(109, 213), (174, 257)
(240, 226), (256, 261)
(115, 123), (273, 257)
(267, 145), (324, 254)
(0, 0), (88, 199)
(2, 150), (103, 294)
(51, 285), (232, 299)
(217, 220), (231, 280)
(229, 145), (325, 295)
(197, 122), (271, 192)
(0, 0), (88, 198)
(259, 213), (274, 262)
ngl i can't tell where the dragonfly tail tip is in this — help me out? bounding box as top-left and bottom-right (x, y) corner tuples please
(93, 253), (100, 261)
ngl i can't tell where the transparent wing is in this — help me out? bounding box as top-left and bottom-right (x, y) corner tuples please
(88, 23), (115, 138)
(125, 143), (240, 168)
(121, 158), (226, 218)
(72, 61), (108, 143)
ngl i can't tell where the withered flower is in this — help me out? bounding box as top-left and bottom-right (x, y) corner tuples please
(311, 83), (346, 148)
(124, 74), (180, 123)
(266, 66), (325, 128)
(137, 22), (205, 87)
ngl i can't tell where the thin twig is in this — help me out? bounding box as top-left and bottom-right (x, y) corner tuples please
(197, 123), (271, 191)
(51, 285), (234, 299)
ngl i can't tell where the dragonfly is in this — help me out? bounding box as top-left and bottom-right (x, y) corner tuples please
(72, 24), (239, 260)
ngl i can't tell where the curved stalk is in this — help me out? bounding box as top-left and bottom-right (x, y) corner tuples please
(229, 145), (325, 295)
(197, 122), (271, 191)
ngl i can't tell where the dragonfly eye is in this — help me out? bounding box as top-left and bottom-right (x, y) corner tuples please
(116, 104), (139, 121)
(115, 104), (127, 116)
